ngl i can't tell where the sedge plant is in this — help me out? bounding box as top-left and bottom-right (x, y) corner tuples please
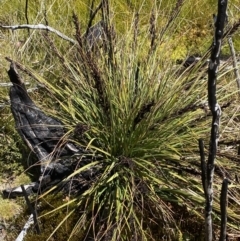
(2, 0), (240, 240)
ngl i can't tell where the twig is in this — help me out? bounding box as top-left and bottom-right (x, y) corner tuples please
(15, 214), (34, 241)
(0, 82), (30, 87)
(219, 178), (229, 241)
(0, 24), (76, 44)
(228, 37), (240, 93)
(199, 139), (207, 197)
(205, 0), (228, 240)
(14, 185), (40, 241)
(25, 0), (30, 35)
(21, 185), (40, 234)
(86, 1), (103, 38)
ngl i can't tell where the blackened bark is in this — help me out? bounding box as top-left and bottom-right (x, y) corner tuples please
(205, 0), (228, 240)
(8, 62), (79, 173)
(4, 61), (102, 199)
(219, 179), (228, 241)
(21, 185), (40, 234)
(199, 139), (207, 197)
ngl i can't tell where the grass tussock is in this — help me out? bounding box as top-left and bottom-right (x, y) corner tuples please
(1, 0), (240, 240)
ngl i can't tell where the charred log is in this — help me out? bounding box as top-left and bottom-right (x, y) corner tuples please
(3, 61), (102, 198)
(8, 62), (80, 169)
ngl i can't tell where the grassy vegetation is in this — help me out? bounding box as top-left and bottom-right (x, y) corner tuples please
(0, 0), (240, 240)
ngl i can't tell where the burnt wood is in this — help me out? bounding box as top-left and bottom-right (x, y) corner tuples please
(8, 62), (79, 171)
(8, 63), (79, 161)
(3, 61), (102, 198)
(5, 62), (80, 195)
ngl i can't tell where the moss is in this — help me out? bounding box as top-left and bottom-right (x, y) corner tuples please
(7, 193), (84, 241)
(13, 173), (32, 186)
(0, 197), (22, 220)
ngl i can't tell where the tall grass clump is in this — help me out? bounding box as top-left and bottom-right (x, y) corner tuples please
(2, 0), (240, 240)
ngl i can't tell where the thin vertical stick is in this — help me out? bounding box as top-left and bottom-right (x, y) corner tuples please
(199, 139), (207, 197)
(21, 185), (40, 234)
(25, 0), (30, 36)
(219, 178), (229, 241)
(206, 0), (228, 240)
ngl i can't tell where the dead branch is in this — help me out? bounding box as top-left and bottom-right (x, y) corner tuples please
(0, 24), (76, 44)
(21, 185), (40, 234)
(200, 0), (228, 240)
(15, 214), (34, 241)
(219, 178), (229, 241)
(0, 82), (30, 87)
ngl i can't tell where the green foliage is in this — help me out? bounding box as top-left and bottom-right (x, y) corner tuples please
(1, 0), (240, 240)
(10, 5), (239, 241)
